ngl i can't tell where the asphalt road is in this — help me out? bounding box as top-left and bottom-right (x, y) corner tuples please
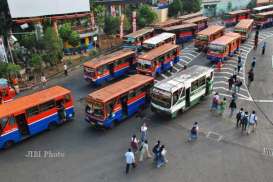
(1, 28), (273, 182)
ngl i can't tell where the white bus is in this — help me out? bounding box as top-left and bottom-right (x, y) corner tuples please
(151, 65), (214, 118)
(142, 32), (176, 50)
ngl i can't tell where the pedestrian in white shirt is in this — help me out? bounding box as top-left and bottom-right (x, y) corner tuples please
(247, 111), (257, 134)
(140, 123), (148, 142)
(41, 74), (47, 88)
(139, 140), (151, 162)
(64, 63), (68, 76)
(125, 148), (136, 174)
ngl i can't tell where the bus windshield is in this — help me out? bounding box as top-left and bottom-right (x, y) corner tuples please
(151, 88), (172, 108)
(86, 102), (104, 118)
(234, 29), (246, 33)
(209, 44), (225, 53)
(84, 67), (96, 77)
(196, 35), (208, 41)
(0, 117), (8, 132)
(137, 59), (152, 70)
(123, 37), (136, 44)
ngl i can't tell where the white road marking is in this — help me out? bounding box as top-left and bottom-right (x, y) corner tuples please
(218, 93), (250, 101)
(173, 66), (179, 72)
(161, 74), (168, 79)
(242, 44), (253, 48)
(213, 86), (249, 98)
(214, 72), (244, 79)
(181, 55), (192, 61)
(183, 53), (196, 57)
(252, 99), (273, 103)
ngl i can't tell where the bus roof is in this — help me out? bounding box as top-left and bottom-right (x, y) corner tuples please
(143, 32), (175, 45)
(183, 16), (208, 24)
(258, 10), (273, 16)
(153, 19), (183, 28)
(124, 27), (154, 39)
(197, 25), (225, 36)
(138, 43), (179, 61)
(154, 65), (213, 93)
(178, 12), (203, 20)
(87, 74), (154, 103)
(210, 32), (241, 45)
(228, 9), (250, 15)
(83, 49), (135, 69)
(0, 86), (71, 118)
(161, 23), (197, 31)
(253, 4), (273, 11)
(234, 19), (254, 29)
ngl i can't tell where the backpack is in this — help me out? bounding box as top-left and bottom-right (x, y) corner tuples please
(242, 115), (249, 124)
(191, 126), (197, 135)
(236, 112), (241, 120)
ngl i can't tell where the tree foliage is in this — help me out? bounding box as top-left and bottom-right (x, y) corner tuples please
(168, 0), (183, 17)
(182, 0), (201, 13)
(0, 63), (21, 78)
(29, 53), (42, 71)
(227, 1), (233, 11)
(59, 23), (73, 42)
(137, 5), (157, 28)
(68, 31), (80, 47)
(247, 0), (257, 9)
(93, 4), (106, 33)
(104, 16), (120, 35)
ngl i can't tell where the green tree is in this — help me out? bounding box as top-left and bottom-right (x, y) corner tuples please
(30, 53), (43, 71)
(227, 1), (232, 11)
(20, 34), (37, 50)
(93, 5), (106, 33)
(0, 63), (21, 78)
(247, 0), (257, 9)
(104, 16), (120, 35)
(137, 5), (157, 28)
(168, 0), (183, 17)
(68, 31), (80, 47)
(183, 0), (201, 13)
(124, 16), (131, 32)
(43, 27), (63, 65)
(59, 23), (73, 42)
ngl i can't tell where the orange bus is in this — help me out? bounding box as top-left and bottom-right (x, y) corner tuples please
(85, 74), (154, 128)
(83, 49), (136, 85)
(254, 10), (273, 28)
(183, 16), (209, 32)
(207, 32), (241, 62)
(223, 9), (251, 27)
(0, 86), (74, 149)
(153, 18), (183, 32)
(234, 19), (254, 41)
(178, 12), (203, 21)
(123, 27), (154, 50)
(194, 25), (225, 51)
(137, 43), (180, 77)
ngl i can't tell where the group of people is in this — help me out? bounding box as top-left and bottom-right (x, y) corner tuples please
(124, 123), (168, 174)
(211, 92), (238, 117)
(236, 108), (258, 134)
(228, 74), (242, 94)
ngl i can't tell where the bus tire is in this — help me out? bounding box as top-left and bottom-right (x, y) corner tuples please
(4, 140), (14, 149)
(48, 122), (57, 130)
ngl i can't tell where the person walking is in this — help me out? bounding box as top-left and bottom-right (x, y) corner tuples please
(140, 123), (148, 142)
(139, 140), (151, 162)
(251, 57), (256, 70)
(157, 145), (168, 168)
(152, 141), (161, 167)
(247, 111), (257, 134)
(130, 135), (139, 154)
(248, 69), (254, 87)
(262, 42), (266, 55)
(228, 76), (234, 91)
(188, 122), (199, 141)
(219, 97), (227, 116)
(237, 60), (242, 74)
(235, 79), (243, 93)
(41, 73), (47, 88)
(241, 111), (249, 133)
(229, 99), (237, 117)
(125, 148), (136, 174)
(236, 108), (244, 128)
(64, 63), (68, 76)
(170, 61), (173, 72)
(210, 92), (220, 111)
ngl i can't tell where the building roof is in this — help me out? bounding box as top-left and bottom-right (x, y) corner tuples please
(143, 32), (175, 45)
(234, 19), (254, 29)
(0, 86), (71, 118)
(83, 49), (135, 69)
(138, 43), (179, 61)
(87, 74), (154, 103)
(183, 16), (209, 24)
(124, 27), (154, 39)
(210, 32), (241, 45)
(162, 23), (197, 31)
(228, 9), (250, 15)
(178, 12), (203, 20)
(258, 10), (273, 16)
(253, 4), (273, 11)
(154, 65), (213, 93)
(153, 18), (183, 28)
(196, 25), (224, 36)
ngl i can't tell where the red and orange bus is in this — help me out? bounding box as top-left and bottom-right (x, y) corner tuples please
(153, 18), (183, 30)
(223, 9), (251, 27)
(0, 78), (16, 104)
(85, 74), (154, 128)
(161, 23), (197, 44)
(123, 27), (154, 50)
(137, 43), (180, 76)
(194, 25), (225, 51)
(234, 19), (254, 41)
(207, 32), (241, 62)
(254, 10), (273, 28)
(183, 16), (208, 32)
(83, 49), (136, 85)
(178, 12), (203, 21)
(0, 86), (74, 149)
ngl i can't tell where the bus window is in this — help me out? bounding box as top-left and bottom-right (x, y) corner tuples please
(128, 90), (136, 99)
(39, 100), (56, 113)
(97, 66), (104, 75)
(9, 116), (16, 127)
(199, 76), (206, 86)
(0, 117), (8, 132)
(106, 100), (115, 117)
(27, 106), (40, 117)
(93, 103), (104, 117)
(191, 80), (199, 91)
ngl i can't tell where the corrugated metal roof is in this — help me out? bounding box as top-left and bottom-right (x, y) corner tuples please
(162, 23), (197, 31)
(183, 16), (208, 24)
(143, 32), (175, 46)
(228, 9), (250, 15)
(124, 27), (154, 39)
(197, 25), (224, 36)
(253, 4), (273, 11)
(234, 19), (254, 29)
(210, 32), (241, 45)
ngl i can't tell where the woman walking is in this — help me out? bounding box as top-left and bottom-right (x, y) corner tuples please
(229, 99), (237, 117)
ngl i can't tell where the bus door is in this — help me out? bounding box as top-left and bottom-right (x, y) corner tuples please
(14, 113), (29, 136)
(109, 63), (115, 75)
(120, 94), (128, 116)
(185, 88), (191, 108)
(56, 98), (66, 122)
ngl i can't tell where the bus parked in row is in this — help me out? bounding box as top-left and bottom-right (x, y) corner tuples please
(137, 43), (180, 76)
(161, 23), (197, 44)
(153, 18), (183, 30)
(254, 10), (273, 28)
(223, 9), (251, 27)
(234, 19), (254, 41)
(123, 27), (154, 51)
(151, 65), (213, 118)
(85, 74), (154, 128)
(207, 32), (241, 62)
(142, 32), (176, 50)
(83, 49), (136, 85)
(178, 12), (203, 21)
(194, 25), (225, 51)
(183, 16), (208, 32)
(252, 4), (273, 14)
(0, 86), (74, 149)
(0, 78), (16, 104)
